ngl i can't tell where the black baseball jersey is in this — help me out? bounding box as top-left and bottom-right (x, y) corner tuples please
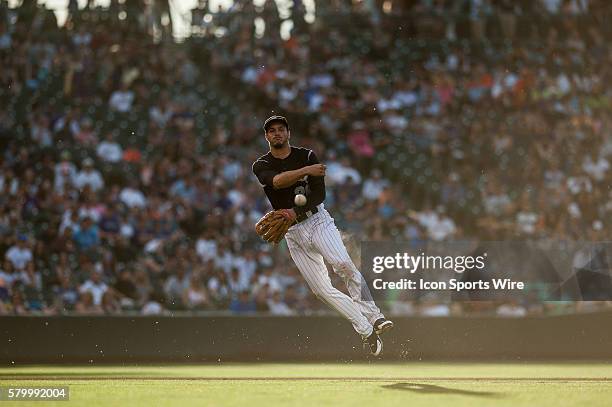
(252, 146), (325, 217)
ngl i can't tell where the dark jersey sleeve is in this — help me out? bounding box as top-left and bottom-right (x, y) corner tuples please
(252, 158), (278, 187)
(294, 150), (326, 217)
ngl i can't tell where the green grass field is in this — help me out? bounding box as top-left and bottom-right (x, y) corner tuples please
(1, 363), (611, 407)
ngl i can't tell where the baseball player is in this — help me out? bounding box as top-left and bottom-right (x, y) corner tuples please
(252, 115), (394, 356)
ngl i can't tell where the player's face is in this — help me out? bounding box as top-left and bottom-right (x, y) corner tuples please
(265, 123), (289, 149)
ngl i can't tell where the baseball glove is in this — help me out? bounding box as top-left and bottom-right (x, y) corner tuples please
(255, 209), (296, 244)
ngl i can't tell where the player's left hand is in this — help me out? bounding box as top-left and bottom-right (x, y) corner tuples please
(255, 209), (296, 244)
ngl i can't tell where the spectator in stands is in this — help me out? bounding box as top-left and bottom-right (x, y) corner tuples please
(362, 169), (389, 201)
(73, 216), (100, 251)
(30, 113), (52, 147)
(53, 275), (79, 312)
(182, 275), (209, 310)
(119, 180), (147, 209)
(5, 235), (33, 272)
(113, 269), (138, 309)
(96, 131), (123, 163)
(75, 291), (103, 314)
(101, 291), (121, 314)
(79, 269), (108, 307)
(267, 291), (294, 316)
(163, 265), (190, 309)
(74, 117), (98, 147)
(109, 83), (135, 113)
(74, 158), (104, 193)
(53, 152), (77, 194)
(141, 290), (167, 315)
(229, 290), (256, 314)
(207, 269), (230, 307)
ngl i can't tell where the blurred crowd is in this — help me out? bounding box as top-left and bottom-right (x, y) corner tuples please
(0, 0), (610, 316)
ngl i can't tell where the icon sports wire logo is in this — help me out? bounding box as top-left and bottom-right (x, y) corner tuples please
(371, 252), (487, 274)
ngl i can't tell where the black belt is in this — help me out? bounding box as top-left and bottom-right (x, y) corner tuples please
(295, 206), (319, 223)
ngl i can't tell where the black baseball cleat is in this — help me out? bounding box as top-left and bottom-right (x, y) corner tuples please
(364, 331), (383, 356)
(374, 318), (394, 335)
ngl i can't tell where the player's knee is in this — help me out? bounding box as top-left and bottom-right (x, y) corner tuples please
(332, 260), (356, 276)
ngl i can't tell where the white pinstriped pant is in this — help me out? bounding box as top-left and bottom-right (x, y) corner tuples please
(285, 205), (384, 337)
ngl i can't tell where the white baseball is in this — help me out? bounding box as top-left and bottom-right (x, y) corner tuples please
(294, 194), (307, 206)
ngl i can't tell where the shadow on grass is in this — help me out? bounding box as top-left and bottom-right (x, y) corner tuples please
(382, 382), (502, 398)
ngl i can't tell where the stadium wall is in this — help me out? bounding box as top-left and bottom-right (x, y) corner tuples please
(2, 312), (612, 364)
